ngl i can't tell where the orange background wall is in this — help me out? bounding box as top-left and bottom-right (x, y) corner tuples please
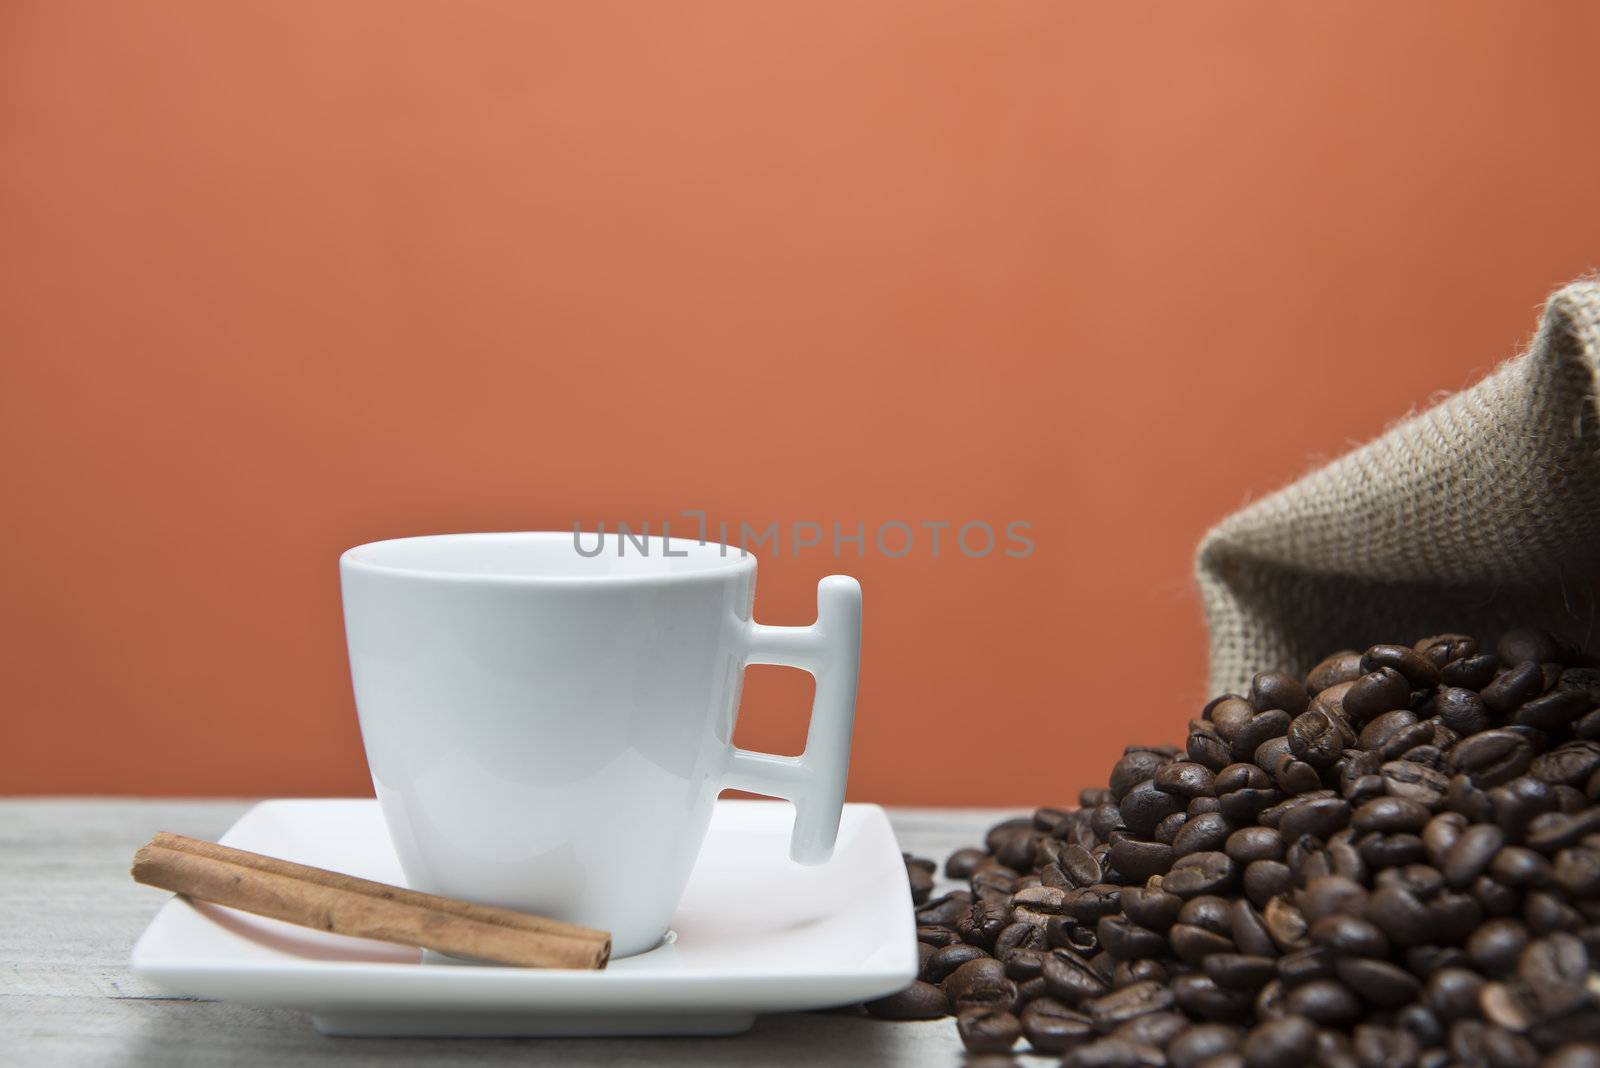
(4, 2), (1598, 804)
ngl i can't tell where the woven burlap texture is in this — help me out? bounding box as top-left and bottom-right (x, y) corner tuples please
(1198, 278), (1600, 696)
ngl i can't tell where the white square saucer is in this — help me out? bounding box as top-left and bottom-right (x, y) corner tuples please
(130, 799), (917, 1037)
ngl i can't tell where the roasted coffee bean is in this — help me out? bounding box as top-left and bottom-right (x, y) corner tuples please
(1453, 729), (1535, 788)
(1217, 762), (1273, 793)
(1232, 710), (1293, 765)
(956, 1005), (1021, 1053)
(1084, 979), (1174, 1029)
(1020, 998), (1094, 1052)
(944, 846), (988, 880)
(1362, 644), (1442, 689)
(1221, 788), (1283, 825)
(1498, 627), (1565, 666)
(1065, 884), (1123, 923)
(1277, 796), (1351, 840)
(1254, 735), (1295, 775)
(1545, 1045), (1600, 1068)
(984, 816), (1035, 853)
(1169, 1023), (1244, 1068)
(1466, 918), (1530, 975)
(1440, 651), (1500, 689)
(1110, 752), (1169, 800)
(1174, 812), (1234, 857)
(1483, 661), (1548, 715)
(1170, 922), (1236, 964)
(1250, 672), (1310, 715)
(1360, 709), (1420, 753)
(1287, 710), (1346, 768)
(1532, 741), (1600, 786)
(1512, 687), (1588, 730)
(1120, 781), (1183, 838)
(1120, 886), (1182, 932)
(1423, 811), (1467, 866)
(1334, 956), (1422, 1006)
(1366, 884), (1430, 945)
(1188, 728), (1236, 772)
(1306, 651), (1364, 693)
(1156, 760), (1218, 799)
(1042, 948), (1111, 1005)
(1283, 978), (1360, 1026)
(918, 925), (963, 947)
(865, 979), (949, 1018)
(1376, 757), (1452, 799)
(1354, 795), (1432, 833)
(915, 890), (971, 927)
(1097, 915), (1167, 961)
(1165, 851), (1237, 897)
(1206, 953), (1277, 990)
(1172, 972), (1255, 1021)
(1243, 860), (1293, 907)
(1425, 889), (1484, 943)
(1107, 838), (1174, 882)
(1310, 914), (1388, 957)
(1230, 900), (1277, 957)
(1529, 808), (1600, 852)
(1344, 668), (1412, 723)
(1490, 845), (1552, 887)
(1242, 1013), (1317, 1068)
(1226, 826), (1286, 864)
(924, 942), (989, 982)
(1416, 633), (1478, 668)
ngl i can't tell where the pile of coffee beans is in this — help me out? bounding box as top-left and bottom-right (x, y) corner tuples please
(870, 628), (1600, 1067)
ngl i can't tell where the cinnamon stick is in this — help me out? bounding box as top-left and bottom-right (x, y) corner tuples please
(132, 834), (609, 969)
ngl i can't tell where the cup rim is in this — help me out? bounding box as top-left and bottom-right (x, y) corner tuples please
(340, 531), (755, 586)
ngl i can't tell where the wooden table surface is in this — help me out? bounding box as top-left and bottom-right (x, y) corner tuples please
(1, 799), (1016, 1067)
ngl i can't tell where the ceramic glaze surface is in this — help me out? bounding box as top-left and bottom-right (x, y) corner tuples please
(340, 532), (861, 957)
(129, 799), (916, 1037)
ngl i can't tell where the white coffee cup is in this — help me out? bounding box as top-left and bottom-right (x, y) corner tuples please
(339, 531), (862, 958)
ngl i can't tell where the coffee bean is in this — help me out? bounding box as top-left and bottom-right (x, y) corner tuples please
(1097, 915), (1167, 961)
(1165, 852), (1237, 897)
(1310, 913), (1388, 957)
(1545, 1045), (1600, 1068)
(1498, 628), (1565, 666)
(1343, 668), (1412, 723)
(1425, 889), (1484, 943)
(956, 1005), (1021, 1053)
(1531, 741), (1600, 786)
(1423, 812), (1466, 866)
(1153, 761), (1216, 800)
(1242, 1014), (1317, 1068)
(1353, 795), (1432, 833)
(1489, 846), (1552, 888)
(1366, 884), (1430, 945)
(1334, 956), (1422, 1006)
(1172, 972), (1255, 1021)
(1171, 922), (1237, 965)
(1166, 1025), (1241, 1068)
(1109, 838), (1174, 881)
(1206, 953), (1276, 991)
(1020, 998), (1095, 1053)
(1174, 811), (1234, 857)
(1519, 931), (1591, 1016)
(1529, 808), (1600, 852)
(1084, 979), (1174, 1029)
(1221, 788), (1283, 825)
(1043, 947), (1111, 1005)
(1284, 978), (1361, 1026)
(865, 979), (949, 1018)
(1483, 661), (1548, 715)
(1243, 859), (1293, 907)
(1306, 651), (1364, 693)
(1287, 710), (1346, 768)
(1362, 645), (1442, 689)
(1120, 780), (1183, 838)
(1278, 796), (1352, 840)
(1440, 651), (1500, 689)
(1226, 826), (1286, 864)
(1120, 886), (1182, 932)
(1452, 729), (1534, 788)
(924, 942), (989, 982)
(1466, 918), (1530, 975)
(1247, 671), (1308, 715)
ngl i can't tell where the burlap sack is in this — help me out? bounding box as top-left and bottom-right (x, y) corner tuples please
(1197, 278), (1600, 696)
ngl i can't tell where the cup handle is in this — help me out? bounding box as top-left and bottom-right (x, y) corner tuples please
(723, 575), (862, 865)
